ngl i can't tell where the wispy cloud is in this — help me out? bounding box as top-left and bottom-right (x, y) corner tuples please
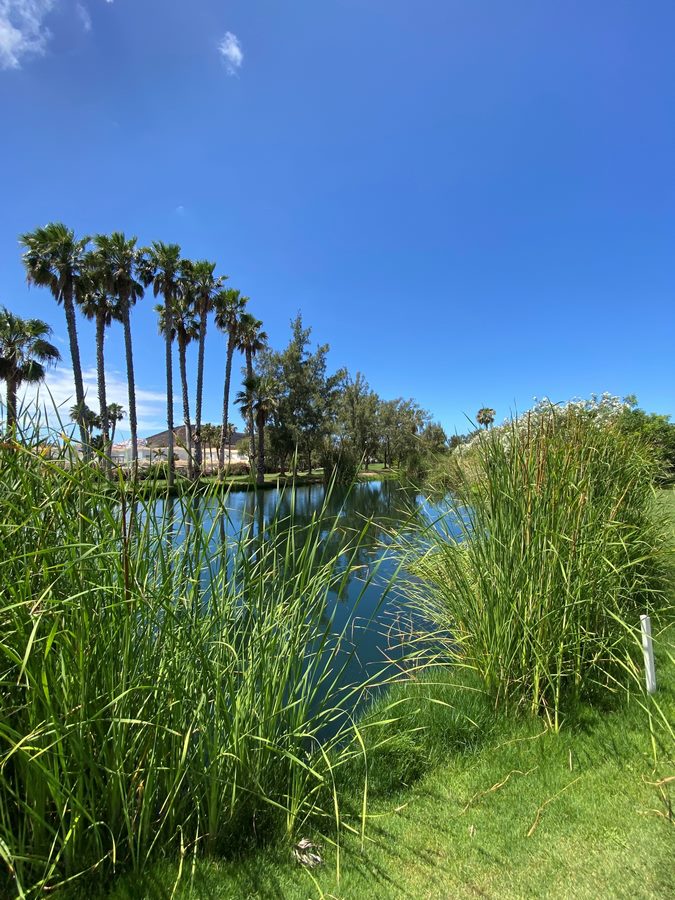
(19, 365), (172, 438)
(218, 30), (243, 75)
(75, 1), (91, 32)
(0, 0), (57, 69)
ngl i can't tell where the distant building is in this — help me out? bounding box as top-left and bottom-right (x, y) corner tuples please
(111, 426), (249, 470)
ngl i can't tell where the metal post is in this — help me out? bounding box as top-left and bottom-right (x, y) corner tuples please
(640, 614), (656, 695)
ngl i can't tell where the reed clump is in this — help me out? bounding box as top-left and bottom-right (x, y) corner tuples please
(412, 405), (671, 725)
(0, 427), (407, 896)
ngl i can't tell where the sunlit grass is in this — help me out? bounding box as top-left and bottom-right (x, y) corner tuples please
(0, 420), (431, 897)
(408, 406), (672, 726)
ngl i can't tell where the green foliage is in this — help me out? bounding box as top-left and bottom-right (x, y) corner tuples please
(0, 430), (415, 895)
(617, 405), (675, 481)
(258, 314), (345, 472)
(410, 405), (671, 725)
(319, 441), (361, 484)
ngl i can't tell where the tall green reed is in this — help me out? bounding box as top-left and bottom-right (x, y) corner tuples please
(0, 415), (417, 896)
(409, 405), (671, 726)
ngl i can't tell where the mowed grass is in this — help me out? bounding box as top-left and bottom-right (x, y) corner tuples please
(101, 636), (675, 900)
(98, 490), (675, 900)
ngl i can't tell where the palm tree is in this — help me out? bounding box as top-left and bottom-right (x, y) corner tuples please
(94, 233), (144, 467)
(476, 407), (496, 429)
(77, 260), (116, 456)
(20, 223), (90, 450)
(237, 313), (268, 468)
(70, 402), (99, 447)
(106, 403), (125, 445)
(236, 375), (277, 487)
(156, 293), (199, 478)
(138, 242), (182, 487)
(213, 289), (248, 476)
(0, 308), (60, 434)
(183, 259), (225, 476)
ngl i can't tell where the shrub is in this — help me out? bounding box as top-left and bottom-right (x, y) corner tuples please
(224, 461), (250, 476)
(320, 443), (361, 484)
(410, 405), (671, 727)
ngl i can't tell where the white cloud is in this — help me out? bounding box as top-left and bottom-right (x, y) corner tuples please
(218, 30), (243, 75)
(175, 204), (186, 216)
(19, 365), (172, 438)
(75, 1), (91, 32)
(0, 0), (57, 69)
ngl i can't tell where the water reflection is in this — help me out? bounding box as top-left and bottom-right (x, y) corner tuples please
(154, 480), (460, 686)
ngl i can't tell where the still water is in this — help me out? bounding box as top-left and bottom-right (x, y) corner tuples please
(160, 479), (458, 687)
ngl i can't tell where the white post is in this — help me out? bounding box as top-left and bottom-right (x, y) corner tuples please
(640, 614), (656, 695)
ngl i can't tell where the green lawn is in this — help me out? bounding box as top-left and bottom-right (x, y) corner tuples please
(94, 491), (675, 900)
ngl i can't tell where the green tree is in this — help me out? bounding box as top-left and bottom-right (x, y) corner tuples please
(183, 259), (225, 476)
(476, 407), (496, 429)
(77, 261), (116, 457)
(339, 372), (380, 467)
(138, 242), (182, 487)
(69, 402), (100, 447)
(105, 403), (125, 446)
(20, 223), (90, 450)
(93, 233), (144, 467)
(617, 405), (675, 479)
(377, 397), (429, 471)
(213, 288), (248, 476)
(156, 292), (199, 479)
(0, 308), (60, 434)
(237, 313), (268, 467)
(257, 315), (344, 475)
(236, 375), (278, 487)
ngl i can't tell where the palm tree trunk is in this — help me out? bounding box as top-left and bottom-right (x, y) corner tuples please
(178, 333), (193, 479)
(194, 305), (207, 477)
(165, 294), (175, 488)
(256, 409), (265, 488)
(5, 374), (17, 435)
(63, 286), (89, 455)
(219, 337), (235, 477)
(121, 296), (139, 471)
(95, 310), (110, 470)
(246, 349), (255, 468)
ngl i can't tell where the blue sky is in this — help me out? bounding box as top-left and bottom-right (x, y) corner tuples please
(0, 1), (673, 438)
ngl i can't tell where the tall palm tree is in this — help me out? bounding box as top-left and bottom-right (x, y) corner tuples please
(0, 308), (60, 435)
(20, 223), (90, 450)
(236, 374), (277, 487)
(138, 242), (182, 487)
(213, 289), (248, 476)
(183, 259), (225, 476)
(237, 313), (268, 468)
(156, 294), (199, 478)
(77, 260), (116, 456)
(69, 403), (99, 447)
(106, 403), (125, 446)
(94, 233), (144, 467)
(476, 407), (496, 429)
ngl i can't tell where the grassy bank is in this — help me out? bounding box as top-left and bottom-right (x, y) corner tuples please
(0, 441), (416, 897)
(3, 419), (673, 898)
(131, 463), (401, 496)
(95, 422), (675, 899)
(99, 619), (675, 899)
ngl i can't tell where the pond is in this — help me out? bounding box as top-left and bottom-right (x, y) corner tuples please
(159, 479), (460, 696)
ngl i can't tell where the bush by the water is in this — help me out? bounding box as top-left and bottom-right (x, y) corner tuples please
(412, 405), (671, 726)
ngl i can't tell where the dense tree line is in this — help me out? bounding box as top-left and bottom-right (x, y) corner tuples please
(0, 221), (453, 487)
(3, 223), (674, 489)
